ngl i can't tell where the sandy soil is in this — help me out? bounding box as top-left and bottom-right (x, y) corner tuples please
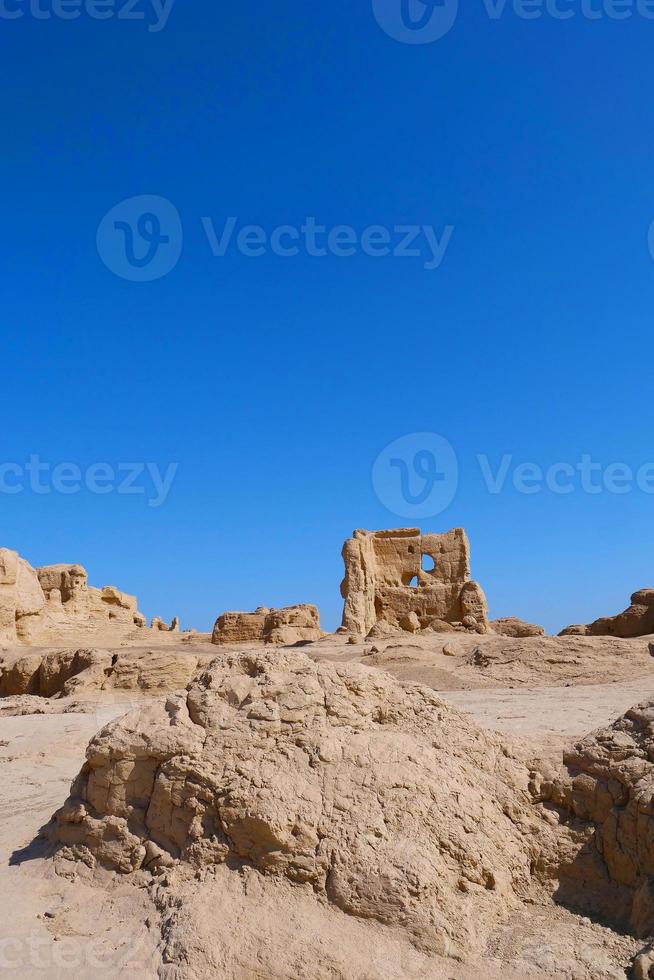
(1, 629), (653, 978)
(0, 708), (158, 978)
(309, 630), (654, 689)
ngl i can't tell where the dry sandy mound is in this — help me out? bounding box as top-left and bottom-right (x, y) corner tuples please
(52, 649), (553, 959)
(539, 699), (654, 945)
(561, 588), (654, 638)
(339, 632), (654, 691)
(0, 694), (97, 716)
(0, 646), (214, 701)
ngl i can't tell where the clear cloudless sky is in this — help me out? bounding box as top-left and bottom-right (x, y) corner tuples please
(1, 0), (653, 634)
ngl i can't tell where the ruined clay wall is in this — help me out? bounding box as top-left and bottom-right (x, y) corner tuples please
(212, 605), (321, 646)
(340, 528), (488, 637)
(0, 547), (149, 645)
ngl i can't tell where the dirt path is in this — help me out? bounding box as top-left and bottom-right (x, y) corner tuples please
(0, 709), (157, 978)
(444, 676), (654, 738)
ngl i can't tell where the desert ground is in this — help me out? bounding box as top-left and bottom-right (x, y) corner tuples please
(2, 627), (654, 979)
(3, 535), (654, 978)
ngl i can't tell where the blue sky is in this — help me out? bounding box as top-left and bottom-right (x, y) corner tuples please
(2, 1), (653, 634)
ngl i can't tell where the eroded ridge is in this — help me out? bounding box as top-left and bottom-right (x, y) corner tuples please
(53, 649), (551, 955)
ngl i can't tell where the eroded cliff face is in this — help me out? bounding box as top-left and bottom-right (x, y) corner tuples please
(561, 589), (654, 639)
(211, 604), (322, 646)
(536, 699), (654, 940)
(340, 528), (489, 637)
(0, 646), (215, 700)
(0, 548), (46, 643)
(0, 547), (151, 645)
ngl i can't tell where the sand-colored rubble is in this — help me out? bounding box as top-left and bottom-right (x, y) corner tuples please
(0, 547), (185, 647)
(561, 588), (654, 639)
(212, 604), (322, 646)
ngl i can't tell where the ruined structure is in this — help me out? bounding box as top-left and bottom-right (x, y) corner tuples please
(560, 588), (654, 639)
(37, 564), (143, 632)
(490, 617), (545, 638)
(0, 547), (150, 645)
(0, 548), (46, 644)
(340, 528), (489, 637)
(151, 616), (180, 633)
(212, 604), (321, 646)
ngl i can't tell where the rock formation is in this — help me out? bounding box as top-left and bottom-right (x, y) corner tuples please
(212, 605), (321, 646)
(0, 647), (215, 699)
(212, 608), (269, 644)
(0, 547), (46, 643)
(340, 528), (489, 637)
(0, 547), (150, 645)
(262, 605), (321, 645)
(560, 589), (654, 639)
(52, 649), (550, 958)
(491, 617), (545, 638)
(537, 699), (654, 940)
(38, 564), (142, 630)
(151, 616), (180, 632)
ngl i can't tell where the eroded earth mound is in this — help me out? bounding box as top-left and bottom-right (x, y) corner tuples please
(0, 646), (214, 700)
(0, 546), (182, 646)
(211, 604), (322, 646)
(561, 588), (654, 639)
(540, 699), (654, 941)
(490, 617), (545, 638)
(0, 638), (649, 977)
(53, 649), (554, 959)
